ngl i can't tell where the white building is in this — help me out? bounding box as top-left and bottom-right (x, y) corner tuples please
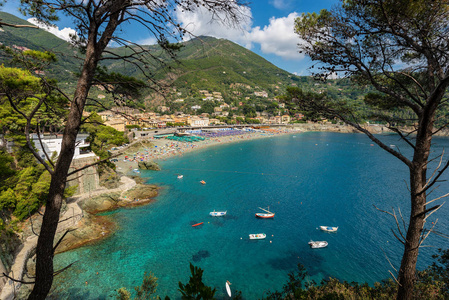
(32, 134), (96, 160)
(187, 116), (209, 127)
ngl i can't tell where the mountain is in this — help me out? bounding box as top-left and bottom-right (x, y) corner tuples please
(102, 35), (304, 98)
(0, 13), (301, 82)
(0, 12), (81, 83)
(0, 12), (368, 112)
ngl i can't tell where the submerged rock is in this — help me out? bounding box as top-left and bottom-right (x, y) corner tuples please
(138, 161), (161, 171)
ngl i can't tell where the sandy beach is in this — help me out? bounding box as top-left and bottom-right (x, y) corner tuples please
(113, 127), (303, 173)
(0, 127), (302, 299)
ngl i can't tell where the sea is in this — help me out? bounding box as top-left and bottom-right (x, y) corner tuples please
(49, 132), (449, 299)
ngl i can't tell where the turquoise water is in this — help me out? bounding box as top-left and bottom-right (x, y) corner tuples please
(50, 132), (449, 299)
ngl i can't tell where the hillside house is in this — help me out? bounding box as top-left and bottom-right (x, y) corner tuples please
(294, 113), (305, 120)
(187, 116), (209, 127)
(158, 106), (170, 113)
(32, 134), (95, 160)
(254, 91), (268, 97)
(105, 118), (126, 131)
(255, 116), (268, 123)
(269, 116), (282, 124)
(97, 110), (114, 121)
(281, 115), (291, 123)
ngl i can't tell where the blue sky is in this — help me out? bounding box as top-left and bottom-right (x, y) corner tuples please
(1, 0), (338, 75)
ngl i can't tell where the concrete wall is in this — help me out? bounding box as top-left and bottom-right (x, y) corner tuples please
(67, 156), (100, 195)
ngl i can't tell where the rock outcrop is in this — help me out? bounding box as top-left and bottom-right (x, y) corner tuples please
(138, 161), (161, 171)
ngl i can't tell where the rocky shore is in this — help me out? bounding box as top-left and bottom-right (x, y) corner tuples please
(0, 176), (159, 299)
(2, 123), (448, 299)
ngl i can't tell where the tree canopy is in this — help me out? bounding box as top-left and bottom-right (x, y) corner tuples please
(294, 1), (449, 299)
(1, 2), (248, 299)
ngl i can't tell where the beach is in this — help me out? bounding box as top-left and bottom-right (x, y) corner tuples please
(113, 127), (303, 173)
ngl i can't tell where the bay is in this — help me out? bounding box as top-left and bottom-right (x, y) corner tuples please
(50, 132), (449, 299)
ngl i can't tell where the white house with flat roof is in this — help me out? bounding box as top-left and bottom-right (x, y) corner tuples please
(32, 134), (96, 160)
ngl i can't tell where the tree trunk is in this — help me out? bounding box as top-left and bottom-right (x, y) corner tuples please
(396, 165), (426, 299)
(27, 37), (100, 300)
(396, 110), (434, 299)
(27, 7), (122, 296)
(27, 172), (67, 298)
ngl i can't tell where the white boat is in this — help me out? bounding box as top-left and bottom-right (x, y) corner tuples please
(226, 281), (232, 297)
(209, 210), (226, 217)
(177, 175), (183, 179)
(319, 226), (338, 232)
(308, 240), (328, 248)
(249, 233), (266, 240)
(255, 207), (274, 219)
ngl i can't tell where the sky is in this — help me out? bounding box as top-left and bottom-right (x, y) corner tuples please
(1, 0), (338, 75)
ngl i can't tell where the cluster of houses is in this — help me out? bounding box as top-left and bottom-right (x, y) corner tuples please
(94, 106), (302, 132)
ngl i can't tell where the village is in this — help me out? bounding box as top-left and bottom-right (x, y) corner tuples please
(93, 87), (305, 131)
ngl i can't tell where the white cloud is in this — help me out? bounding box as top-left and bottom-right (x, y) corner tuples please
(175, 7), (304, 62)
(175, 3), (254, 48)
(27, 18), (77, 42)
(136, 36), (158, 46)
(249, 13), (304, 60)
(269, 0), (294, 10)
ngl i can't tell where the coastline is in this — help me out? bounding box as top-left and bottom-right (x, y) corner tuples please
(5, 123), (447, 298)
(0, 127), (301, 299)
(113, 127), (303, 172)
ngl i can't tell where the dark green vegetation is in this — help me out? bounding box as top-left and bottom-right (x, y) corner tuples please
(0, 12), (80, 84)
(1, 0), (448, 298)
(81, 112), (128, 162)
(0, 11), (372, 119)
(116, 272), (163, 300)
(2, 2), (247, 299)
(0, 148), (74, 223)
(294, 1), (449, 299)
(178, 263), (217, 300)
(118, 250), (449, 299)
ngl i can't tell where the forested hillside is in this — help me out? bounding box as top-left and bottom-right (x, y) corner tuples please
(0, 11), (372, 115)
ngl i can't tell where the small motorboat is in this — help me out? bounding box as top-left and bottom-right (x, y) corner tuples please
(200, 180), (206, 185)
(210, 210), (226, 217)
(319, 226), (338, 232)
(308, 240), (328, 248)
(255, 207), (274, 219)
(249, 233), (266, 240)
(177, 175), (183, 179)
(226, 281), (232, 297)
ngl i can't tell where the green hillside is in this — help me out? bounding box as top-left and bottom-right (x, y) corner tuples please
(0, 12), (80, 85)
(101, 36), (302, 96)
(0, 12), (371, 115)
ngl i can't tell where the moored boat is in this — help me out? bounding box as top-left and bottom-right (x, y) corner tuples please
(177, 175), (183, 179)
(249, 233), (266, 240)
(255, 207), (274, 218)
(200, 180), (206, 185)
(210, 210), (227, 217)
(226, 281), (232, 297)
(308, 240), (328, 248)
(319, 226), (338, 232)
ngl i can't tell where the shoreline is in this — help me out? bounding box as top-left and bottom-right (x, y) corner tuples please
(5, 124), (448, 298)
(113, 127), (303, 172)
(1, 127), (301, 299)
